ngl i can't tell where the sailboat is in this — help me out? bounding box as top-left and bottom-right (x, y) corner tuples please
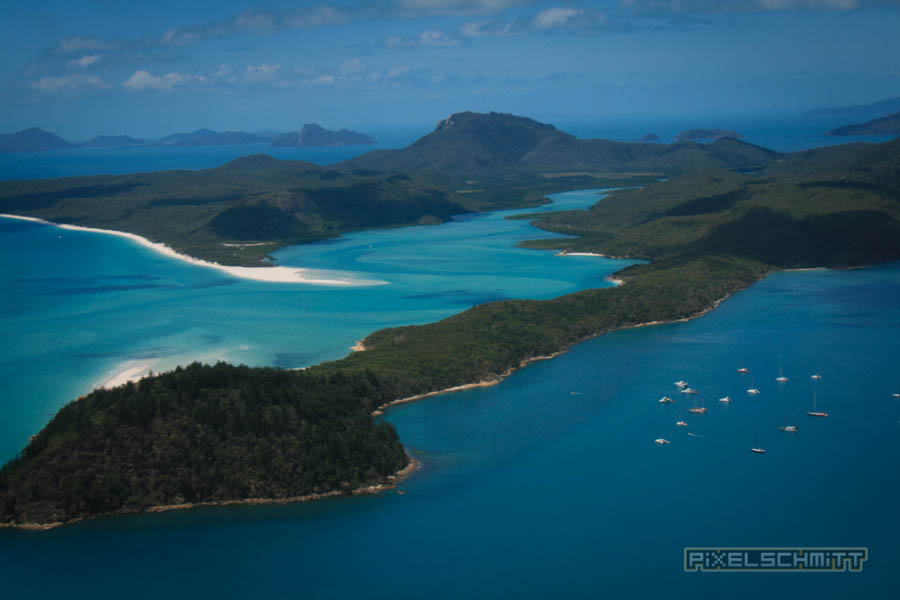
(778, 416), (799, 432)
(751, 429), (766, 453)
(659, 396), (674, 404)
(688, 397), (707, 414)
(808, 389), (828, 417)
(747, 376), (760, 395)
(776, 365), (789, 383)
(674, 380), (689, 389)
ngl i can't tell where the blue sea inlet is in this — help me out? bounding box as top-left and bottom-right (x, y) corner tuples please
(2, 189), (899, 598)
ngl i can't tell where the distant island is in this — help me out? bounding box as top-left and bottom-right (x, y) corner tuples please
(804, 96), (900, 117)
(158, 129), (271, 146)
(83, 135), (148, 148)
(271, 124), (376, 147)
(674, 128), (743, 141)
(0, 127), (74, 153)
(827, 111), (900, 136)
(2, 111), (900, 529)
(0, 123), (377, 153)
(638, 133), (659, 141)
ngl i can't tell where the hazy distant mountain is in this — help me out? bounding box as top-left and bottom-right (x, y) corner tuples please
(0, 127), (74, 153)
(83, 135), (147, 147)
(675, 128), (742, 142)
(827, 112), (900, 136)
(804, 96), (900, 117)
(638, 133), (659, 141)
(159, 129), (269, 146)
(254, 129), (283, 141)
(271, 124), (376, 147)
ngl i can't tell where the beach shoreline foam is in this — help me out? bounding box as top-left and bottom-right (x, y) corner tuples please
(0, 214), (388, 287)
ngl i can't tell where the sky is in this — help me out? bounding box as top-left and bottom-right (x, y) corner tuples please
(1, 0), (899, 139)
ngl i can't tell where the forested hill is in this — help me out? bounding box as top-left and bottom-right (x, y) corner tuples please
(0, 363), (409, 527)
(0, 156), (469, 266)
(3, 116), (900, 529)
(520, 136), (900, 265)
(343, 111), (781, 185)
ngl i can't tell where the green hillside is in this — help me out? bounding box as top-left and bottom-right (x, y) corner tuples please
(828, 112), (900, 136)
(0, 155), (468, 265)
(345, 112), (781, 186)
(0, 363), (409, 527)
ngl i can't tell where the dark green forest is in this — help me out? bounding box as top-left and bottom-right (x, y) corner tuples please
(0, 364), (408, 526)
(2, 113), (899, 528)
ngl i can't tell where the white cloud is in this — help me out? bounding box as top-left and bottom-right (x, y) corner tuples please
(311, 74), (337, 85)
(394, 0), (531, 14)
(209, 64), (237, 82)
(243, 63), (281, 83)
(54, 36), (119, 55)
(340, 58), (366, 76)
(460, 19), (517, 37)
(533, 7), (585, 28)
(387, 65), (412, 78)
(385, 29), (462, 47)
(617, 0), (876, 13)
(29, 74), (111, 93)
(71, 54), (101, 68)
(122, 70), (207, 92)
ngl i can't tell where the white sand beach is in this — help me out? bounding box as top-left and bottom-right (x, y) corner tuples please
(0, 214), (388, 286)
(98, 360), (158, 389)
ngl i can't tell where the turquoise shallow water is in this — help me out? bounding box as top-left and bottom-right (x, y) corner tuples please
(2, 261), (898, 598)
(2, 129), (899, 596)
(0, 188), (637, 463)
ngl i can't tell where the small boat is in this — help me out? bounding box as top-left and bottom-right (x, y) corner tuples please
(687, 397), (707, 414)
(779, 425), (799, 432)
(747, 376), (760, 395)
(674, 380), (689, 389)
(810, 374), (822, 381)
(655, 438), (670, 445)
(737, 365), (749, 373)
(718, 396), (731, 403)
(681, 387), (699, 395)
(751, 429), (766, 453)
(659, 396), (674, 404)
(676, 420), (688, 427)
(775, 365), (789, 383)
(808, 389), (828, 417)
(892, 393), (900, 398)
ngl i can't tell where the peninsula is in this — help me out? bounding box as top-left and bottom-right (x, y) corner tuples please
(828, 111), (900, 136)
(2, 112), (899, 529)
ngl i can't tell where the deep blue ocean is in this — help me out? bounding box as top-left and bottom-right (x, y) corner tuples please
(1, 116), (898, 598)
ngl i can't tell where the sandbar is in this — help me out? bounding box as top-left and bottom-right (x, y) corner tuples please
(0, 214), (388, 287)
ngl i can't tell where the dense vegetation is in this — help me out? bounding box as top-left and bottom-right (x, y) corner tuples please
(314, 135), (900, 399)
(3, 112), (899, 528)
(0, 155), (469, 265)
(0, 363), (408, 526)
(828, 112), (900, 136)
(521, 167), (900, 267)
(345, 112), (781, 187)
(0, 112), (784, 266)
